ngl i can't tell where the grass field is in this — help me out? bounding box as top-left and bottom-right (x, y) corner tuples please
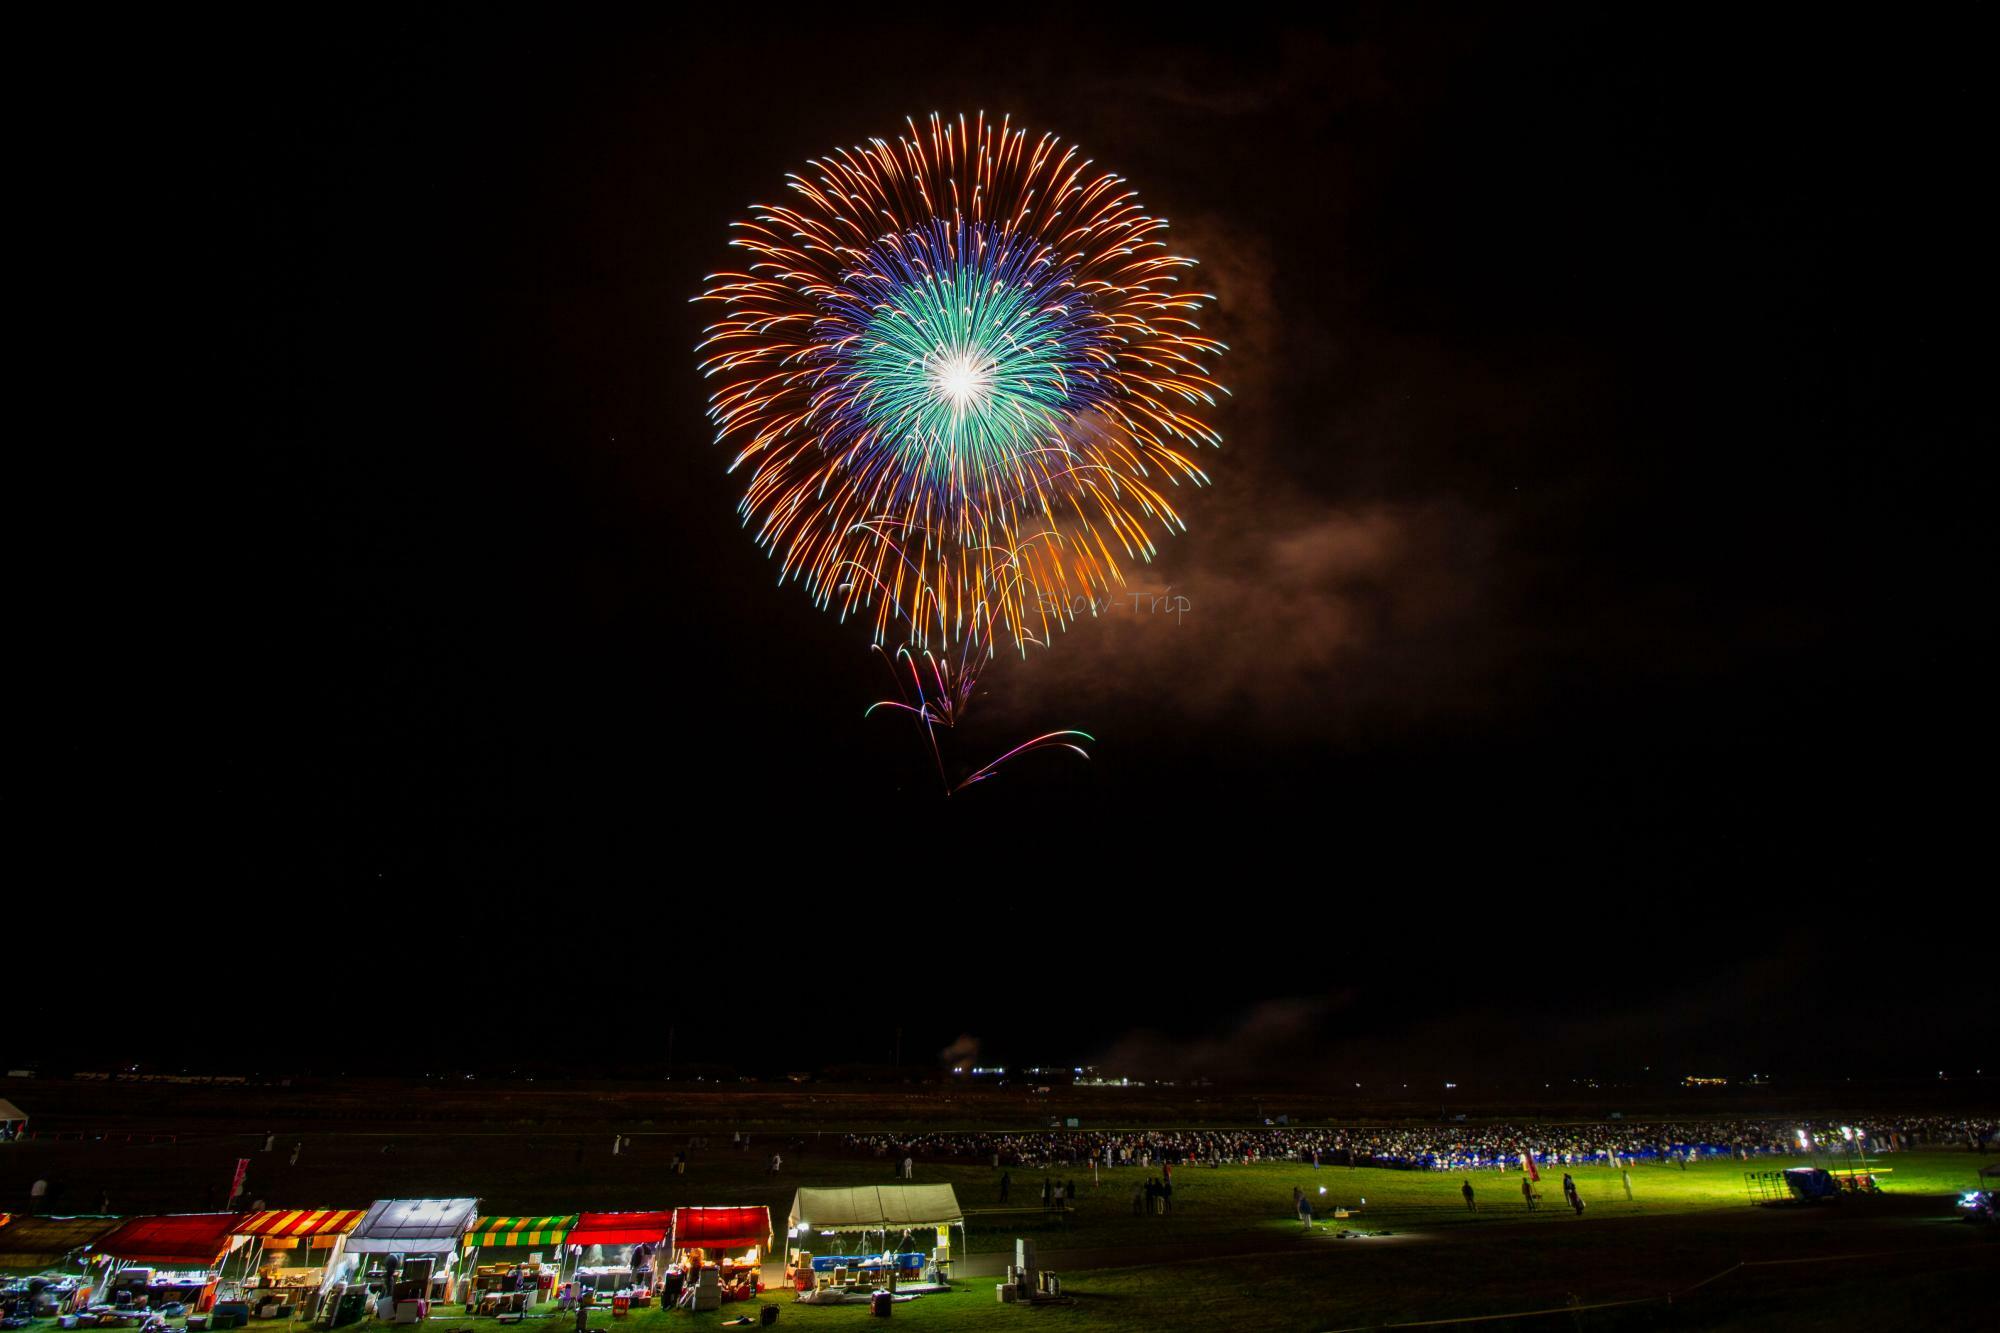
(11, 1123), (1990, 1247)
(430, 1242), (1991, 1333)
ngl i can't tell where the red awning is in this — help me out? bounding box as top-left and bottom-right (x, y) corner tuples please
(567, 1212), (673, 1248)
(96, 1214), (247, 1267)
(669, 1207), (771, 1252)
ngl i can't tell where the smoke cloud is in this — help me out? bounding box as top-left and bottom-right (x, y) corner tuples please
(938, 1033), (981, 1065)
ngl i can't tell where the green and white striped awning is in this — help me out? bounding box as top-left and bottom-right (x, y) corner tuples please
(466, 1216), (576, 1249)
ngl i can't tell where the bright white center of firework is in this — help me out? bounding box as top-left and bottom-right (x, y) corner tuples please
(932, 352), (991, 411)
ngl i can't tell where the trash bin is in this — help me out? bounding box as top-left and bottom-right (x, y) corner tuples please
(611, 1297), (630, 1319)
(760, 1307), (778, 1326)
(869, 1290), (892, 1318)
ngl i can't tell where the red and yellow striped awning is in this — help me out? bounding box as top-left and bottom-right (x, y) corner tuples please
(233, 1210), (366, 1245)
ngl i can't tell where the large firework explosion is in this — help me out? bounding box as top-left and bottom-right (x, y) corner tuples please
(696, 112), (1228, 669)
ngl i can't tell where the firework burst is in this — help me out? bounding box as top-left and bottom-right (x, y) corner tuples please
(696, 111), (1228, 661)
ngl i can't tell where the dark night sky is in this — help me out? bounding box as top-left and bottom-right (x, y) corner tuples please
(25, 12), (1988, 1081)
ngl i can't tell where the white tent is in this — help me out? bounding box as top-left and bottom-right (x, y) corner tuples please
(788, 1186), (961, 1233)
(344, 1198), (479, 1255)
(0, 1098), (26, 1127)
(785, 1185), (964, 1283)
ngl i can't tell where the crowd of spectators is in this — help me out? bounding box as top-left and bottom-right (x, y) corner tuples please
(843, 1115), (1996, 1172)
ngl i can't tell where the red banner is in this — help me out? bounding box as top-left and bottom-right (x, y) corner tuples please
(228, 1158), (249, 1202)
(1519, 1152), (1540, 1183)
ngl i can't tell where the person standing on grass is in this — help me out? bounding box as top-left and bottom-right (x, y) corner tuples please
(1561, 1172), (1577, 1210)
(1298, 1192), (1314, 1231)
(999, 1171), (1010, 1203)
(1570, 1185), (1586, 1216)
(1521, 1176), (1535, 1211)
(1462, 1179), (1475, 1212)
(1161, 1177), (1173, 1215)
(1622, 1169), (1633, 1202)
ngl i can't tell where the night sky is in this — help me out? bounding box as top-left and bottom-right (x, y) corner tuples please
(30, 13), (1986, 1081)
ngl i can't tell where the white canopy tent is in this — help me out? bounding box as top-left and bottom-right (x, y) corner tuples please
(788, 1187), (961, 1233)
(343, 1199), (479, 1256)
(325, 1198), (479, 1309)
(0, 1098), (26, 1141)
(784, 1186), (964, 1284)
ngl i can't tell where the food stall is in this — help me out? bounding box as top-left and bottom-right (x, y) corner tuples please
(785, 1187), (961, 1298)
(230, 1210), (366, 1317)
(563, 1212), (673, 1307)
(93, 1213), (249, 1314)
(460, 1216), (573, 1313)
(328, 1198), (477, 1324)
(664, 1208), (769, 1307)
(0, 1216), (122, 1316)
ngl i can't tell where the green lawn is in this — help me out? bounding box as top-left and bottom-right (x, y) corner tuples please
(847, 1149), (1992, 1253)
